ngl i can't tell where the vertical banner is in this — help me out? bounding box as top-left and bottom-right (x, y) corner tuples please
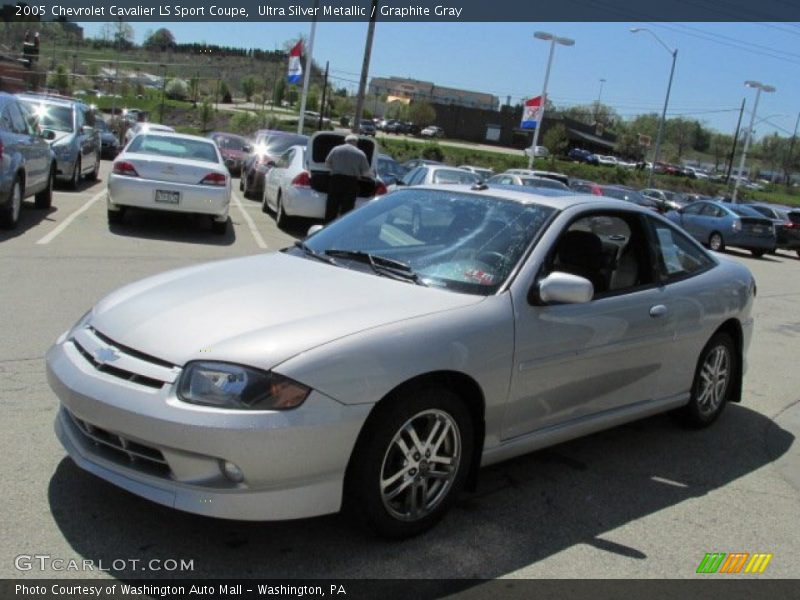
(521, 95), (544, 129)
(287, 40), (303, 84)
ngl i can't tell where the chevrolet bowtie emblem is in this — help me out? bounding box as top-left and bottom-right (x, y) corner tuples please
(94, 347), (120, 365)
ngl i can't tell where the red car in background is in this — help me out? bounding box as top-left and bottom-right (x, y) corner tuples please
(208, 132), (251, 177)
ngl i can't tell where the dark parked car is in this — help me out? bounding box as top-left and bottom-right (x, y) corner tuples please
(0, 92), (55, 229)
(358, 120), (376, 136)
(666, 200), (776, 257)
(641, 188), (689, 213)
(240, 130), (308, 199)
(209, 132), (251, 176)
(95, 119), (120, 159)
(568, 148), (599, 165)
(746, 203), (800, 256)
(598, 185), (660, 211)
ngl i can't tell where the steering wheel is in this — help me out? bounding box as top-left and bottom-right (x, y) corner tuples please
(475, 251), (506, 268)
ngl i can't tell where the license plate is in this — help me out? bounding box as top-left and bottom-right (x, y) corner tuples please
(155, 190), (180, 204)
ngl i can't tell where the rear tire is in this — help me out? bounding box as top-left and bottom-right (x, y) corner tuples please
(242, 174), (251, 198)
(708, 232), (724, 252)
(107, 207), (125, 225)
(751, 249), (765, 258)
(275, 194), (293, 229)
(211, 217), (228, 235)
(0, 179), (22, 230)
(34, 167), (54, 209)
(86, 153), (100, 181)
(345, 387), (473, 539)
(675, 332), (736, 428)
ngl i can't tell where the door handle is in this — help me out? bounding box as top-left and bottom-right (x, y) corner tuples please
(649, 305), (668, 318)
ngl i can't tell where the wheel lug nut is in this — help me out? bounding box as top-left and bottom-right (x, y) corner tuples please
(414, 454), (420, 460)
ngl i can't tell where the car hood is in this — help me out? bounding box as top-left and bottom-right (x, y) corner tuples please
(90, 252), (483, 370)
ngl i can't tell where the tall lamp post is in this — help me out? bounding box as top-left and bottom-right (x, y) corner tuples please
(732, 80), (776, 203)
(594, 77), (606, 123)
(630, 27), (677, 188)
(527, 31), (574, 170)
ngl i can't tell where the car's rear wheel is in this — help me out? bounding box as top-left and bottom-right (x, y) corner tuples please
(708, 232), (724, 252)
(34, 167), (54, 209)
(345, 387), (473, 539)
(676, 332), (735, 428)
(275, 194), (293, 229)
(211, 217), (228, 235)
(751, 249), (765, 258)
(242, 173), (252, 198)
(0, 179), (22, 230)
(86, 153), (100, 181)
(107, 207), (125, 225)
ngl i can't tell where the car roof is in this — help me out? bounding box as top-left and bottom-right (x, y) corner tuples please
(17, 93), (77, 107)
(414, 183), (646, 212)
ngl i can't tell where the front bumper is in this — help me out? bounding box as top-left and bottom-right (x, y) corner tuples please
(46, 334), (371, 520)
(108, 174), (230, 219)
(54, 155), (77, 181)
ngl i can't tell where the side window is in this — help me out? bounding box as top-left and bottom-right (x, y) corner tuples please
(648, 218), (715, 280)
(277, 149), (293, 168)
(75, 107), (84, 131)
(549, 213), (654, 298)
(17, 102), (37, 135)
(84, 107), (96, 127)
(682, 202), (704, 215)
(6, 103), (28, 134)
(700, 204), (721, 217)
(0, 107), (11, 132)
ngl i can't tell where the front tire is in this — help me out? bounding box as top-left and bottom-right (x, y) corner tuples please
(345, 387), (473, 539)
(34, 167), (54, 209)
(70, 158), (81, 190)
(675, 332), (736, 428)
(86, 153), (100, 181)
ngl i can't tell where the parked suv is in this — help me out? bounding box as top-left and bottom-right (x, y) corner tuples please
(0, 93), (55, 229)
(17, 93), (101, 189)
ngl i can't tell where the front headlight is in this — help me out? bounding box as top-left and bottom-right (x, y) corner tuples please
(178, 361), (311, 410)
(53, 143), (74, 159)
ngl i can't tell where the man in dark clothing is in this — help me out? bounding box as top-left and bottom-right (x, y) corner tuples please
(324, 134), (373, 222)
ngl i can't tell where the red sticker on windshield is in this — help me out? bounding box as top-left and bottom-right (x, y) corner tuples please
(464, 269), (495, 285)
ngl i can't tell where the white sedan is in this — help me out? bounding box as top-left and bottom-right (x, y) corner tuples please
(107, 132), (231, 234)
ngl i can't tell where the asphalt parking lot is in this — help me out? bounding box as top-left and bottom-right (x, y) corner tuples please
(1, 161), (798, 581)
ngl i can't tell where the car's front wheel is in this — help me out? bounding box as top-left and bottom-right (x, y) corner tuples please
(0, 178), (22, 230)
(676, 332), (736, 428)
(346, 387), (473, 538)
(34, 166), (54, 209)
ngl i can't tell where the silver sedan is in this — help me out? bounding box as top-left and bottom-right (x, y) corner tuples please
(47, 186), (755, 538)
(107, 132), (231, 235)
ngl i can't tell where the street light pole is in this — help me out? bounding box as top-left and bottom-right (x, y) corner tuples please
(631, 27), (677, 188)
(527, 31), (574, 170)
(732, 80), (776, 203)
(594, 78), (605, 122)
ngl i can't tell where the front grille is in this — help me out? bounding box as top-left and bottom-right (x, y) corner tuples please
(69, 326), (178, 389)
(73, 341), (165, 389)
(68, 411), (171, 478)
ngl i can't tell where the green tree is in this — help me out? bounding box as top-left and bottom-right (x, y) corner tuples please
(709, 133), (733, 172)
(285, 85), (299, 105)
(241, 76), (257, 103)
(408, 101), (436, 127)
(144, 28), (176, 51)
(199, 100), (213, 132)
(273, 78), (286, 106)
(666, 117), (697, 160)
(384, 101), (408, 120)
(48, 64), (70, 94)
(541, 123), (569, 159)
(219, 80), (232, 103)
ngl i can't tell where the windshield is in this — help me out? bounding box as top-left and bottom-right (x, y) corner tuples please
(730, 205), (765, 218)
(127, 135), (220, 163)
(300, 189), (555, 295)
(22, 101), (73, 133)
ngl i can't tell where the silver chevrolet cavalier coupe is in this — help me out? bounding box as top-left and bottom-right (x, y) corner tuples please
(47, 185), (756, 538)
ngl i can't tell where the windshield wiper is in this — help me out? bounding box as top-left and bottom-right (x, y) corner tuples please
(292, 240), (337, 265)
(324, 249), (428, 286)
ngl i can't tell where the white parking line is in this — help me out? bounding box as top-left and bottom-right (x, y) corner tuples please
(36, 190), (106, 245)
(232, 191), (267, 249)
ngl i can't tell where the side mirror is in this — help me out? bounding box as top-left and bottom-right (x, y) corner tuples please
(306, 224), (324, 237)
(534, 272), (594, 305)
(41, 129), (56, 141)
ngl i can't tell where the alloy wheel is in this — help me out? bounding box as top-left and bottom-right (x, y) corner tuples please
(379, 409), (461, 522)
(696, 345), (730, 417)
